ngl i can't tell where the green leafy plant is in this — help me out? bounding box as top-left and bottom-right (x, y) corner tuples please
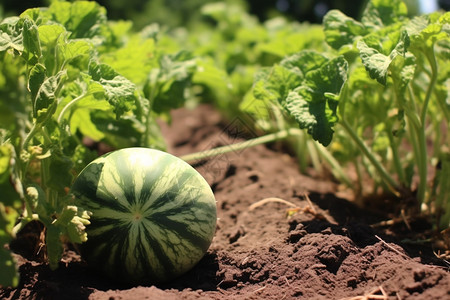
(189, 1), (325, 120)
(0, 0), (197, 287)
(243, 0), (449, 228)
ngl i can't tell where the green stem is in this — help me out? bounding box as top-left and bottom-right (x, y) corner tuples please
(292, 136), (308, 173)
(354, 158), (364, 196)
(307, 140), (323, 174)
(41, 127), (53, 145)
(312, 141), (353, 187)
(431, 120), (442, 160)
(40, 155), (59, 210)
(339, 83), (397, 192)
(57, 93), (89, 124)
(340, 119), (399, 194)
(406, 114), (421, 181)
(421, 51), (437, 125)
(180, 127), (352, 188)
(387, 130), (406, 186)
(22, 122), (40, 149)
(180, 128), (302, 162)
(415, 50), (438, 204)
(11, 213), (39, 237)
(143, 86), (158, 147)
(416, 124), (428, 204)
(390, 76), (409, 187)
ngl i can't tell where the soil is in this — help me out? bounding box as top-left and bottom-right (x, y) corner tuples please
(1, 105), (449, 300)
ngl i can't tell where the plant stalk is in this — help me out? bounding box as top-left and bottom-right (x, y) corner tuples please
(387, 130), (406, 186)
(413, 50), (438, 204)
(180, 128), (300, 162)
(180, 127), (352, 187)
(312, 141), (352, 187)
(22, 122), (40, 149)
(340, 119), (399, 194)
(57, 93), (89, 124)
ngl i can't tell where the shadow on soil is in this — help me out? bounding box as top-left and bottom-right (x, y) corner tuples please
(301, 192), (442, 266)
(1, 248), (221, 300)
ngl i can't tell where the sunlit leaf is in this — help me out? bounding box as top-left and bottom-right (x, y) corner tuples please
(361, 0), (408, 29)
(284, 56), (348, 146)
(88, 60), (136, 118)
(21, 18), (41, 64)
(323, 10), (367, 50)
(357, 30), (410, 85)
(0, 17), (23, 52)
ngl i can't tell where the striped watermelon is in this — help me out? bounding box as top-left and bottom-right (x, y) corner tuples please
(71, 147), (217, 284)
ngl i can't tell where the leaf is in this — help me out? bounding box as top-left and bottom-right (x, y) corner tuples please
(252, 64), (302, 105)
(100, 36), (156, 86)
(58, 77), (123, 142)
(147, 52), (197, 114)
(323, 10), (367, 50)
(47, 1), (107, 39)
(38, 24), (66, 46)
(361, 0), (408, 29)
(284, 56), (348, 146)
(406, 13), (450, 54)
(34, 71), (67, 123)
(242, 51), (331, 127)
(88, 60), (136, 118)
(357, 41), (390, 86)
(193, 58), (231, 97)
(21, 18), (41, 64)
(357, 30), (410, 85)
(59, 40), (92, 68)
(37, 24), (67, 73)
(70, 108), (106, 141)
(28, 63), (46, 102)
(250, 51), (327, 105)
(0, 17), (23, 53)
(89, 110), (143, 148)
(304, 56), (348, 98)
(19, 8), (47, 25)
(239, 76), (274, 123)
(38, 24), (92, 76)
(257, 21), (324, 60)
(280, 50), (329, 77)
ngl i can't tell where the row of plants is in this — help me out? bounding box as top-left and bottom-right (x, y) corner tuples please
(242, 0), (450, 214)
(185, 0), (450, 232)
(0, 0), (448, 288)
(1, 0), (369, 31)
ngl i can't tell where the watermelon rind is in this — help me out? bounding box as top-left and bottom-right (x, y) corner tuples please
(71, 147), (217, 284)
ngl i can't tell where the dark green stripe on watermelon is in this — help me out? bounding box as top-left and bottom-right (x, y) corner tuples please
(71, 161), (104, 201)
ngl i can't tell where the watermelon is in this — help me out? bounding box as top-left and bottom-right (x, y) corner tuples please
(71, 147), (217, 284)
